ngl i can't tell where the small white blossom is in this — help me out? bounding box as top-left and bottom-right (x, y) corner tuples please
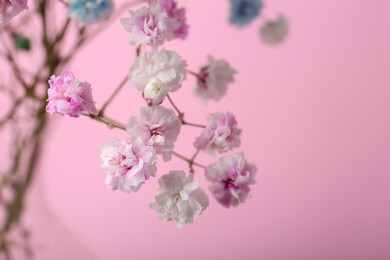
(130, 49), (187, 105)
(150, 171), (209, 228)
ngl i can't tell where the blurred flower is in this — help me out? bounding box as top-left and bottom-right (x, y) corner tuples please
(206, 153), (256, 208)
(46, 71), (98, 117)
(150, 170), (209, 228)
(194, 112), (241, 156)
(260, 15), (289, 45)
(194, 56), (236, 101)
(127, 106), (181, 161)
(68, 0), (114, 25)
(0, 0), (28, 26)
(130, 49), (187, 105)
(121, 3), (168, 46)
(148, 0), (188, 40)
(229, 0), (263, 27)
(100, 137), (157, 192)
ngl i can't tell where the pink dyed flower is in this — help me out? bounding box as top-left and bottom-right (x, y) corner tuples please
(195, 56), (237, 101)
(206, 153), (256, 208)
(121, 3), (168, 46)
(46, 71), (98, 118)
(100, 137), (157, 192)
(150, 170), (209, 228)
(127, 106), (181, 161)
(194, 112), (241, 156)
(0, 0), (28, 26)
(148, 0), (188, 40)
(130, 49), (187, 106)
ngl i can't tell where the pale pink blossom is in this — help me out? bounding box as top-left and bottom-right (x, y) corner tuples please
(194, 112), (241, 156)
(150, 170), (209, 228)
(127, 106), (181, 161)
(130, 49), (187, 106)
(46, 71), (98, 118)
(148, 0), (188, 40)
(0, 0), (28, 26)
(121, 3), (168, 46)
(194, 56), (236, 101)
(100, 137), (157, 192)
(206, 153), (256, 208)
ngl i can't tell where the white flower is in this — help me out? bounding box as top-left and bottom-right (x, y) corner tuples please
(130, 49), (187, 105)
(100, 137), (157, 192)
(127, 106), (182, 161)
(259, 15), (289, 45)
(150, 171), (209, 228)
(194, 56), (236, 101)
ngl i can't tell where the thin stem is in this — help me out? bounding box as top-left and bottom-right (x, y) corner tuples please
(182, 122), (206, 128)
(166, 94), (183, 117)
(84, 114), (126, 130)
(171, 151), (206, 171)
(99, 75), (128, 116)
(186, 69), (201, 78)
(189, 149), (200, 173)
(166, 94), (206, 128)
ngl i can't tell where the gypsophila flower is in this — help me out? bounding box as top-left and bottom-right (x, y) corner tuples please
(148, 0), (188, 40)
(121, 3), (168, 46)
(150, 170), (209, 228)
(68, 0), (114, 25)
(260, 15), (289, 45)
(0, 0), (28, 26)
(127, 106), (181, 161)
(130, 48), (187, 106)
(194, 56), (236, 101)
(46, 71), (98, 118)
(206, 153), (256, 208)
(194, 112), (241, 156)
(229, 0), (263, 27)
(100, 137), (157, 192)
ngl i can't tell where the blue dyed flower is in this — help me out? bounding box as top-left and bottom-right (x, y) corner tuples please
(69, 0), (114, 25)
(229, 0), (263, 27)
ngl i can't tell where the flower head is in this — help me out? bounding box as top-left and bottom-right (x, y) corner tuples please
(148, 0), (188, 40)
(130, 49), (187, 106)
(229, 0), (263, 27)
(194, 112), (241, 156)
(100, 137), (157, 192)
(0, 0), (28, 26)
(260, 15), (289, 45)
(206, 153), (256, 208)
(46, 71), (98, 117)
(127, 106), (181, 161)
(68, 0), (114, 25)
(194, 56), (236, 101)
(121, 3), (168, 46)
(150, 170), (209, 228)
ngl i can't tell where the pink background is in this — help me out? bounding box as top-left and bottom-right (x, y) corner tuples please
(24, 0), (390, 259)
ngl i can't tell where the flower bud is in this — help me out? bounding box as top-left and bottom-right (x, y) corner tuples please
(142, 78), (169, 106)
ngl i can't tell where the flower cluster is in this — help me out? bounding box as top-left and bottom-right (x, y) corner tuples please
(43, 0), (258, 229)
(0, 0), (28, 26)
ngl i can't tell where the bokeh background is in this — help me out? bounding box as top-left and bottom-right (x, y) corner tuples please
(22, 0), (390, 259)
